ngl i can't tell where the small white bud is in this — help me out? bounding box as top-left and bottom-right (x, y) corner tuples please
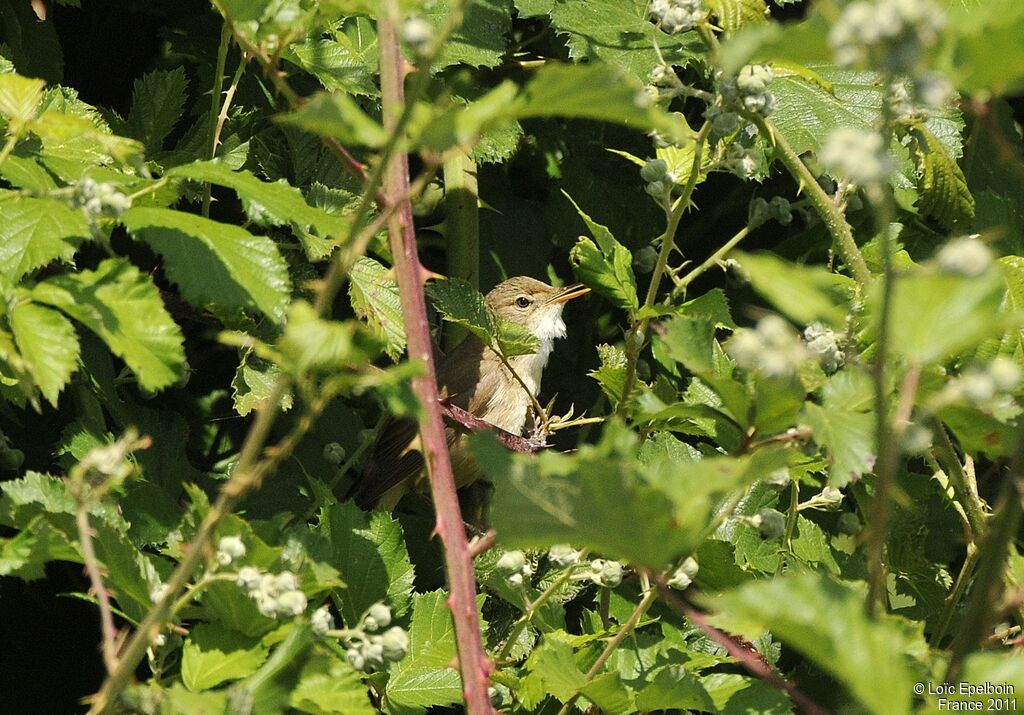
(311, 606), (334, 636)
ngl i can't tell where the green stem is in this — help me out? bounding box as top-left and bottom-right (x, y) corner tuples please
(444, 149), (480, 349)
(946, 475), (1024, 682)
(203, 22), (231, 217)
(931, 544), (979, 647)
(618, 120), (713, 412)
(748, 114), (871, 285)
(932, 421), (987, 540)
(0, 131), (20, 168)
(555, 587), (659, 715)
(672, 221), (755, 298)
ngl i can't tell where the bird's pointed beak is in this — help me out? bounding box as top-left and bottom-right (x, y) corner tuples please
(545, 283), (591, 305)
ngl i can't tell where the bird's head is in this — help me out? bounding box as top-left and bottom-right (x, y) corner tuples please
(485, 277), (590, 342)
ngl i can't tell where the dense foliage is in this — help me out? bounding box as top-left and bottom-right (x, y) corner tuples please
(1, 0), (1024, 712)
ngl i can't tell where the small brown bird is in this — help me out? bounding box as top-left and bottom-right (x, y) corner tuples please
(350, 276), (590, 510)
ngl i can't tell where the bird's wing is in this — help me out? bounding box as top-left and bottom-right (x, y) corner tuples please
(348, 416), (423, 510)
(349, 335), (488, 509)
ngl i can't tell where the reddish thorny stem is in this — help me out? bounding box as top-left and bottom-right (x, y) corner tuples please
(377, 13), (496, 715)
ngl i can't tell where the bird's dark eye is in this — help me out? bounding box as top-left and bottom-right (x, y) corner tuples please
(515, 296), (531, 309)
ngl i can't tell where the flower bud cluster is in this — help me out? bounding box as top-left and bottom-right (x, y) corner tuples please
(705, 105), (742, 137)
(76, 177), (132, 218)
(748, 197), (793, 227)
(496, 550), (534, 587)
(310, 605), (335, 636)
(727, 315), (810, 378)
(649, 0), (707, 35)
(586, 558), (624, 588)
(820, 128), (895, 186)
(641, 158), (677, 200)
(721, 65), (776, 117)
(236, 568), (308, 618)
(941, 358), (1022, 409)
(751, 508), (787, 539)
(344, 603), (409, 673)
(402, 17), (433, 56)
(830, 0), (945, 74)
(720, 142), (762, 179)
(547, 544), (582, 568)
(216, 536), (246, 566)
(800, 486), (845, 511)
(804, 322), (844, 373)
(936, 236), (992, 277)
(667, 557), (699, 590)
(322, 442), (346, 466)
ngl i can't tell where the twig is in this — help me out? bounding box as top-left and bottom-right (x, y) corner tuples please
(202, 48), (249, 217)
(440, 400), (539, 454)
(76, 506), (119, 674)
(652, 574), (828, 715)
(378, 8), (493, 714)
(672, 221), (755, 298)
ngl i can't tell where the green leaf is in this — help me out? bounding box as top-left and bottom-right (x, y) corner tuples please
(277, 91), (386, 148)
(166, 160), (348, 237)
(0, 194), (90, 281)
(875, 263), (1006, 364)
(0, 153), (58, 192)
(290, 655), (375, 715)
(276, 302), (378, 376)
(706, 0), (769, 34)
(711, 573), (923, 715)
(523, 631), (587, 702)
(657, 315), (718, 376)
(589, 343), (644, 406)
(348, 257), (406, 360)
(424, 0), (513, 70)
(426, 277), (540, 357)
(121, 206), (291, 322)
(701, 673), (792, 715)
(947, 0), (1024, 95)
(802, 404), (873, 487)
(32, 258), (186, 392)
(123, 68), (187, 152)
(478, 424), (791, 566)
(769, 64), (964, 191)
(232, 351), (293, 417)
(9, 299), (79, 407)
(317, 500), (414, 626)
(547, 0), (702, 80)
(517, 62), (691, 144)
(287, 24), (380, 97)
(636, 666), (715, 712)
(0, 72), (45, 124)
(735, 252), (852, 328)
(565, 193), (638, 311)
(385, 590), (466, 710)
(997, 256), (1024, 364)
(181, 623), (269, 692)
(904, 123), (975, 230)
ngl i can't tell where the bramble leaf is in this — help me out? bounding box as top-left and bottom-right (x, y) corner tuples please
(0, 193), (90, 281)
(121, 206), (291, 322)
(565, 193), (638, 312)
(32, 258), (185, 391)
(9, 299), (79, 407)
